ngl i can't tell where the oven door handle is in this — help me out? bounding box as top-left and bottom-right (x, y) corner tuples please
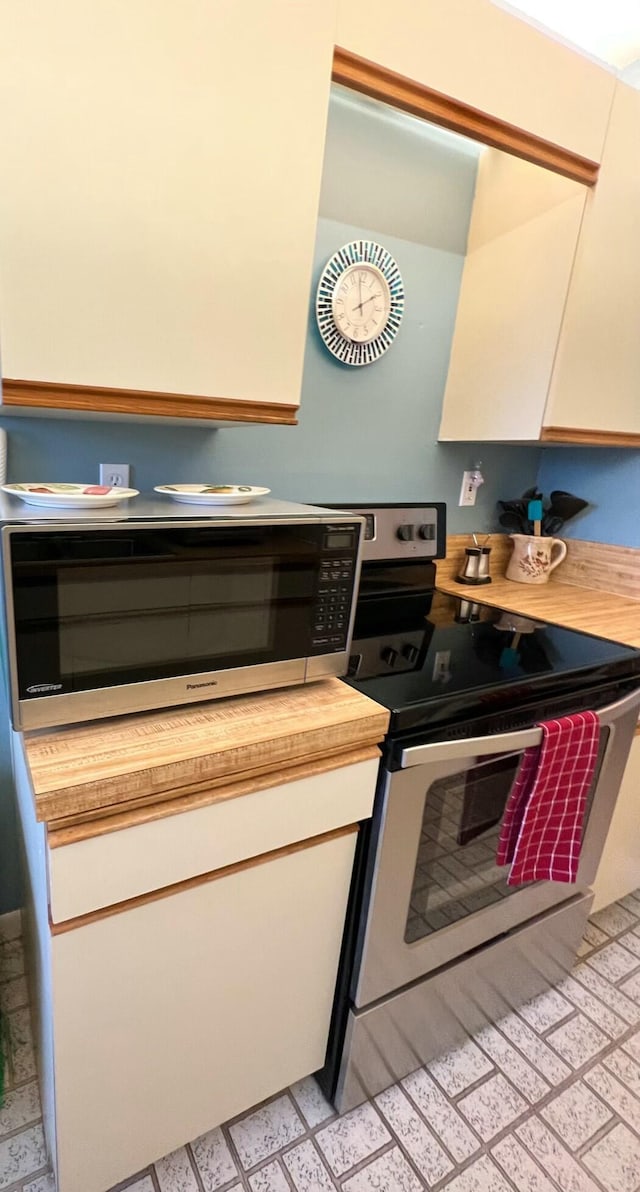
(399, 727), (542, 768)
(398, 686), (640, 769)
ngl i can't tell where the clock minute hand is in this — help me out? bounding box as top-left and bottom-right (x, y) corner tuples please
(354, 292), (382, 314)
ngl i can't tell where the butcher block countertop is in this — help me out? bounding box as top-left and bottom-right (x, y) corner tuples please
(436, 575), (640, 648)
(23, 679), (389, 829)
(437, 535), (640, 649)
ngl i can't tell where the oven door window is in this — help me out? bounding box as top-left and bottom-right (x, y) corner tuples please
(11, 524), (324, 697)
(405, 742), (605, 945)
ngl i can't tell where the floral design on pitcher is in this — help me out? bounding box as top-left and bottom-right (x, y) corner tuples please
(518, 547), (549, 578)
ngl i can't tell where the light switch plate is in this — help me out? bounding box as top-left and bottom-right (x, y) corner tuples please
(459, 471), (478, 507)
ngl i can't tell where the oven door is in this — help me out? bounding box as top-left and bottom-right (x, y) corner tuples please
(353, 686), (640, 1008)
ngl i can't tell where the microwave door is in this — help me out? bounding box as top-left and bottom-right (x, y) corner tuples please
(5, 519), (361, 729)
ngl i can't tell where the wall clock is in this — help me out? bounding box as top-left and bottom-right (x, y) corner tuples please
(315, 241), (404, 366)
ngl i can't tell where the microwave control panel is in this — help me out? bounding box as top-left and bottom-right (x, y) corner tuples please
(310, 524), (360, 653)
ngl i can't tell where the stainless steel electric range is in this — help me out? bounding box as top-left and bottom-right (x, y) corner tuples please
(317, 503), (640, 1112)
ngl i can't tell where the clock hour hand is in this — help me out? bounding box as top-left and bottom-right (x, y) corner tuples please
(354, 292), (382, 314)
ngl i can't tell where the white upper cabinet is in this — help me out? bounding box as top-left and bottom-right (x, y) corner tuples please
(336, 0), (615, 163)
(543, 82), (640, 443)
(438, 150), (587, 443)
(0, 0), (336, 423)
(438, 80), (640, 447)
(335, 0), (640, 448)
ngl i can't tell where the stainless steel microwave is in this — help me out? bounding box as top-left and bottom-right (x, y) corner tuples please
(0, 496), (363, 730)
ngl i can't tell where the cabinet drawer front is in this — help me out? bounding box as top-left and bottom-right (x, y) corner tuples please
(52, 829), (357, 1192)
(48, 757), (378, 922)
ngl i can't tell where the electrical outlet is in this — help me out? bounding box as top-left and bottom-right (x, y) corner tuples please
(99, 463), (130, 488)
(459, 470), (477, 507)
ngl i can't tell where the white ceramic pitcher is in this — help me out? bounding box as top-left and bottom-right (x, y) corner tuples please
(505, 534), (567, 585)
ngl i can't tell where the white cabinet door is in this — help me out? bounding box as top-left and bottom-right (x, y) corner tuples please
(592, 732), (640, 913)
(543, 82), (640, 441)
(51, 828), (357, 1192)
(438, 150), (586, 443)
(0, 1), (335, 421)
(439, 79), (640, 446)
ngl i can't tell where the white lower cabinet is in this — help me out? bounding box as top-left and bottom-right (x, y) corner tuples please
(592, 732), (640, 912)
(51, 830), (357, 1192)
(12, 728), (379, 1192)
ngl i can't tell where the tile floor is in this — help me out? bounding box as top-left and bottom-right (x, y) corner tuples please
(6, 897), (640, 1190)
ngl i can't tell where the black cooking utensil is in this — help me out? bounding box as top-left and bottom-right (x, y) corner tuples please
(542, 514), (564, 535)
(498, 499), (530, 521)
(499, 511), (528, 533)
(548, 491), (589, 523)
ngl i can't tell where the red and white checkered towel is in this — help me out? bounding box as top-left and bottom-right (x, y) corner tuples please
(496, 711), (600, 886)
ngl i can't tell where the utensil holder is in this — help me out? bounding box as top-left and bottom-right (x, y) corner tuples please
(457, 546), (492, 585)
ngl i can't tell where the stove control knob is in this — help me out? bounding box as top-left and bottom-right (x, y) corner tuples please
(397, 524), (414, 541)
(402, 643), (419, 664)
(381, 646), (399, 667)
(418, 524), (435, 540)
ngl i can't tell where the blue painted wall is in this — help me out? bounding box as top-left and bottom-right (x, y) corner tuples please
(208, 90), (540, 526)
(0, 89), (543, 912)
(537, 449), (640, 547)
(206, 215), (541, 518)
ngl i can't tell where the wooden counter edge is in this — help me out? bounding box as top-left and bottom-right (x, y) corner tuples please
(34, 706), (388, 823)
(26, 679), (387, 795)
(47, 743), (381, 847)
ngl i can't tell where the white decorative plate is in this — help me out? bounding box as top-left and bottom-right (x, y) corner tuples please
(2, 483), (140, 509)
(154, 484), (271, 506)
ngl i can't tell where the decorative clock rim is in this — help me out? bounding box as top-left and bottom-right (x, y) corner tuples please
(315, 240), (404, 367)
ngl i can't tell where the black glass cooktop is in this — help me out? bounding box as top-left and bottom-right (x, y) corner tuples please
(344, 592), (640, 741)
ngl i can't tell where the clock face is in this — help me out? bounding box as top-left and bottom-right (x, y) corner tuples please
(316, 241), (404, 366)
(331, 264), (391, 344)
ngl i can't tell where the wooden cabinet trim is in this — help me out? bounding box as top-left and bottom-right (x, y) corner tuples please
(2, 378), (298, 426)
(47, 744), (381, 846)
(541, 426), (640, 447)
(49, 822), (358, 935)
(332, 47), (599, 187)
